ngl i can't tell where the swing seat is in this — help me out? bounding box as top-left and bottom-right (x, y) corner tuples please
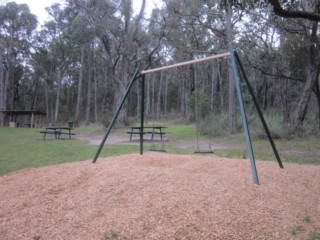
(194, 145), (214, 154)
(194, 150), (214, 154)
(150, 149), (167, 153)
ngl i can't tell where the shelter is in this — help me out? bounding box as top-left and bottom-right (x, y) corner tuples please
(0, 110), (46, 128)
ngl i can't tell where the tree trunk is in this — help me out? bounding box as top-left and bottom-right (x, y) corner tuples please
(136, 80), (140, 118)
(85, 78), (92, 126)
(211, 61), (221, 113)
(314, 80), (320, 129)
(54, 66), (64, 123)
(281, 79), (290, 123)
(5, 69), (10, 110)
(164, 74), (168, 115)
(294, 21), (320, 127)
(180, 77), (186, 116)
(294, 62), (320, 126)
(146, 75), (150, 116)
(156, 71), (163, 119)
(152, 75), (155, 118)
(85, 67), (92, 126)
(30, 73), (40, 111)
(44, 72), (50, 125)
(0, 56), (5, 126)
(75, 45), (85, 122)
(225, 1), (237, 133)
(94, 64), (98, 123)
(219, 62), (224, 114)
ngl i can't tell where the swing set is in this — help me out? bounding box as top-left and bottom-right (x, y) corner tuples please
(92, 47), (284, 185)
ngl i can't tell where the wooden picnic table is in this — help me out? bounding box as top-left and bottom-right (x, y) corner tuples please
(127, 126), (167, 141)
(40, 126), (75, 140)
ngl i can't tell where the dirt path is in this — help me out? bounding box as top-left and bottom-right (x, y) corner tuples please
(76, 132), (240, 151)
(76, 133), (129, 145)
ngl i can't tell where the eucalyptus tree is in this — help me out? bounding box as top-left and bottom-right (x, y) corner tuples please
(113, 0), (146, 124)
(159, 0), (216, 119)
(161, 0), (248, 132)
(63, 0), (119, 124)
(43, 3), (77, 123)
(65, 0), (147, 124)
(68, 13), (95, 123)
(0, 2), (37, 125)
(30, 42), (55, 124)
(265, 0), (320, 128)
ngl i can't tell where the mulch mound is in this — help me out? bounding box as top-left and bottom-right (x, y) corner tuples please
(0, 153), (319, 239)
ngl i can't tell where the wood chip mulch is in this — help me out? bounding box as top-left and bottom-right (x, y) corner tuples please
(0, 153), (319, 239)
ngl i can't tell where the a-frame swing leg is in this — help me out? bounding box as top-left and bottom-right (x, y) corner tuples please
(229, 47), (259, 185)
(92, 68), (140, 163)
(234, 51), (283, 169)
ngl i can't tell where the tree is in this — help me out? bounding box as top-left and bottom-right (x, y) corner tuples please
(69, 13), (95, 123)
(44, 3), (75, 123)
(267, 0), (320, 21)
(0, 2), (37, 125)
(267, 0), (320, 127)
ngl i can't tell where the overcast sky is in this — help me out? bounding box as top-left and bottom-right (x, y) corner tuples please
(13, 0), (61, 24)
(10, 0), (160, 26)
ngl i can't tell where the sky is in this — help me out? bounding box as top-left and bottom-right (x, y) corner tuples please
(11, 0), (61, 24)
(9, 0), (161, 26)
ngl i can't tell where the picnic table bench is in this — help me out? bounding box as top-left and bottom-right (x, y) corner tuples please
(40, 126), (75, 140)
(127, 126), (167, 141)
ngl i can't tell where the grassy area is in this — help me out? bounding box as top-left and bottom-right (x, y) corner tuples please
(0, 122), (319, 176)
(149, 122), (320, 165)
(0, 127), (139, 176)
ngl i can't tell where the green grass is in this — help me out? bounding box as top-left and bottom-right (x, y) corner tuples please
(166, 123), (196, 141)
(1, 121), (319, 176)
(308, 230), (320, 240)
(291, 226), (304, 236)
(0, 127), (139, 176)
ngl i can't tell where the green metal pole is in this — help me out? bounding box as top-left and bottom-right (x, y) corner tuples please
(140, 75), (145, 155)
(234, 51), (284, 169)
(92, 68), (140, 163)
(229, 47), (259, 185)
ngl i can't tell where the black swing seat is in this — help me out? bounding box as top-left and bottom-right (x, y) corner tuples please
(194, 150), (214, 154)
(150, 149), (167, 153)
(194, 145), (214, 154)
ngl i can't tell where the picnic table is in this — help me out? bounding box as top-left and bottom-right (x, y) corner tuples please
(127, 126), (167, 141)
(40, 126), (75, 140)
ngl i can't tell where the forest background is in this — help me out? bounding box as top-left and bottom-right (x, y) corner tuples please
(0, 0), (320, 137)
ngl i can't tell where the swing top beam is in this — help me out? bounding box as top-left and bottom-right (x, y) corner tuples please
(140, 52), (230, 75)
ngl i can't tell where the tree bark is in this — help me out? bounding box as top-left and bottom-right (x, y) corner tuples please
(294, 21), (320, 127)
(164, 73), (168, 115)
(0, 55), (5, 125)
(267, 0), (320, 21)
(85, 63), (92, 126)
(54, 66), (64, 123)
(146, 75), (150, 116)
(75, 45), (85, 122)
(225, 1), (237, 133)
(44, 71), (50, 125)
(314, 80), (320, 129)
(93, 63), (98, 123)
(211, 61), (221, 113)
(157, 71), (163, 119)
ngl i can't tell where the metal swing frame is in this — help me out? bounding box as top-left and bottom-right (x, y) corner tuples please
(92, 47), (284, 185)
